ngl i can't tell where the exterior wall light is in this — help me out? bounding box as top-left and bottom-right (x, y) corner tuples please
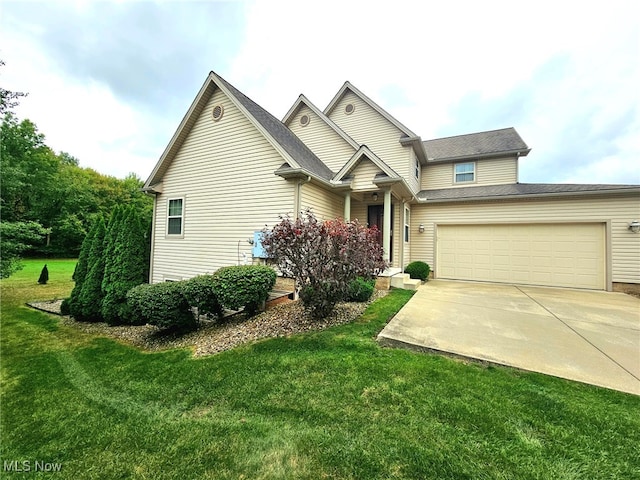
(628, 220), (640, 233)
(418, 224), (425, 233)
(372, 192), (379, 202)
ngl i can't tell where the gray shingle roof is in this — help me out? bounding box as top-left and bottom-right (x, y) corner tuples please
(418, 183), (640, 202)
(423, 127), (530, 161)
(215, 74), (335, 181)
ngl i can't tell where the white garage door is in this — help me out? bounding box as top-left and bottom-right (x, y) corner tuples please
(437, 223), (605, 289)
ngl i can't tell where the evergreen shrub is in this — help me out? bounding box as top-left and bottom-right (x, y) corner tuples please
(212, 265), (276, 315)
(78, 217), (107, 321)
(182, 275), (223, 319)
(126, 282), (196, 331)
(344, 277), (375, 302)
(404, 261), (431, 281)
(102, 206), (147, 325)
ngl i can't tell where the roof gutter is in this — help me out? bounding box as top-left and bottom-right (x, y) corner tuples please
(426, 148), (532, 164)
(416, 187), (640, 204)
(399, 136), (429, 164)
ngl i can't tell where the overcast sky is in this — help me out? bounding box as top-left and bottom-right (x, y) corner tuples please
(1, 0), (639, 185)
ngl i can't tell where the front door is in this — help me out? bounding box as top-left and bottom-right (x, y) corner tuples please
(368, 205), (392, 262)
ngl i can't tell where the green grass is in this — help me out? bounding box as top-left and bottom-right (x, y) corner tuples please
(2, 259), (639, 479)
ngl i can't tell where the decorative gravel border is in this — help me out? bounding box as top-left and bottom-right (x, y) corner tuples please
(27, 291), (388, 357)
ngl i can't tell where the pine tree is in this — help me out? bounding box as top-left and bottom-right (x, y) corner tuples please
(68, 220), (98, 319)
(78, 216), (106, 321)
(101, 206), (124, 324)
(37, 264), (48, 284)
(102, 206), (147, 325)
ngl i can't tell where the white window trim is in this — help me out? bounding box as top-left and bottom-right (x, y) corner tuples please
(404, 207), (410, 243)
(414, 158), (420, 180)
(166, 197), (185, 238)
(454, 162), (476, 184)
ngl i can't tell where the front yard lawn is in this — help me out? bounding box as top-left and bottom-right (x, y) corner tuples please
(2, 259), (639, 479)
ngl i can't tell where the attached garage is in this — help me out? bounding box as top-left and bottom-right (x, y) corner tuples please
(436, 223), (606, 290)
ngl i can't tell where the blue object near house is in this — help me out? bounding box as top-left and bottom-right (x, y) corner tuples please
(253, 231), (268, 258)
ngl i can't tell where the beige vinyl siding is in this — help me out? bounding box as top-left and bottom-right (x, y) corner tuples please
(288, 105), (355, 173)
(410, 194), (640, 285)
(421, 157), (518, 190)
(151, 87), (294, 282)
(301, 182), (344, 220)
(407, 150), (420, 193)
(351, 159), (384, 191)
(350, 201), (367, 226)
(328, 91), (413, 186)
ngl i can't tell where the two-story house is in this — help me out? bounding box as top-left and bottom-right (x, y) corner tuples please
(143, 71), (640, 292)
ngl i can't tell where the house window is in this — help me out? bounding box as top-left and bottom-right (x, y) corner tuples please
(415, 158), (420, 179)
(167, 198), (184, 235)
(404, 207), (410, 242)
(454, 162), (475, 183)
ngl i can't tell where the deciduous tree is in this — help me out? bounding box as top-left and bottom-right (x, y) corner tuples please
(261, 210), (387, 319)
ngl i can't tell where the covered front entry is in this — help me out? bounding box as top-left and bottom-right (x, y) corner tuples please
(368, 205), (393, 262)
(436, 223), (606, 289)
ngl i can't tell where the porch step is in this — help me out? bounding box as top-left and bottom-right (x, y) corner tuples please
(378, 267), (403, 277)
(390, 273), (422, 291)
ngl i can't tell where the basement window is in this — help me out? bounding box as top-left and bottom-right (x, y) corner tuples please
(454, 162), (475, 183)
(167, 198), (184, 236)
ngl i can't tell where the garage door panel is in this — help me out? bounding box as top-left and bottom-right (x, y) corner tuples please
(437, 224), (605, 290)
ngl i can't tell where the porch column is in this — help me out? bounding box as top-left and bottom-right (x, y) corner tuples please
(343, 191), (351, 222)
(383, 189), (391, 262)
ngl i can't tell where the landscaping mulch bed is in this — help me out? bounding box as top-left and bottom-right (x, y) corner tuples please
(27, 290), (388, 357)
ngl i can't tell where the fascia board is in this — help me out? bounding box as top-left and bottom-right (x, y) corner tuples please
(283, 94), (360, 150)
(333, 146), (400, 182)
(211, 72), (303, 171)
(143, 74), (215, 188)
(416, 188), (640, 203)
(426, 148), (532, 163)
(325, 81), (418, 138)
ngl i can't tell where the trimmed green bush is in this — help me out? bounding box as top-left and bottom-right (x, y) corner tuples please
(182, 275), (223, 319)
(344, 277), (375, 302)
(126, 282), (196, 331)
(213, 265), (276, 315)
(405, 261), (431, 281)
(60, 297), (71, 315)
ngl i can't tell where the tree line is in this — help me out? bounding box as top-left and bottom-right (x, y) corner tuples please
(0, 69), (153, 277)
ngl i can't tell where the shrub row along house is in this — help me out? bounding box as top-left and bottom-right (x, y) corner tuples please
(143, 71), (640, 292)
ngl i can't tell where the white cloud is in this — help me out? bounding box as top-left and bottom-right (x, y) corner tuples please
(1, 0), (638, 185)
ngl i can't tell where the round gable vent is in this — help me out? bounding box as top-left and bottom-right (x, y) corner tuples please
(300, 114), (310, 127)
(212, 104), (224, 122)
(345, 103), (355, 115)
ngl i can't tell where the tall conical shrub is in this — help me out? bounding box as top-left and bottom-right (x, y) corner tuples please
(67, 219), (98, 319)
(37, 264), (49, 284)
(102, 206), (147, 325)
(78, 216), (107, 321)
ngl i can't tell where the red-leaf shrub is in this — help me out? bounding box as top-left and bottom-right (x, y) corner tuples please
(261, 210), (388, 319)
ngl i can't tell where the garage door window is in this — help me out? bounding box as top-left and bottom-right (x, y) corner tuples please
(454, 162), (475, 183)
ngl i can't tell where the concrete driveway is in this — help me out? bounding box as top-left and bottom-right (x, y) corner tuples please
(377, 280), (640, 395)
